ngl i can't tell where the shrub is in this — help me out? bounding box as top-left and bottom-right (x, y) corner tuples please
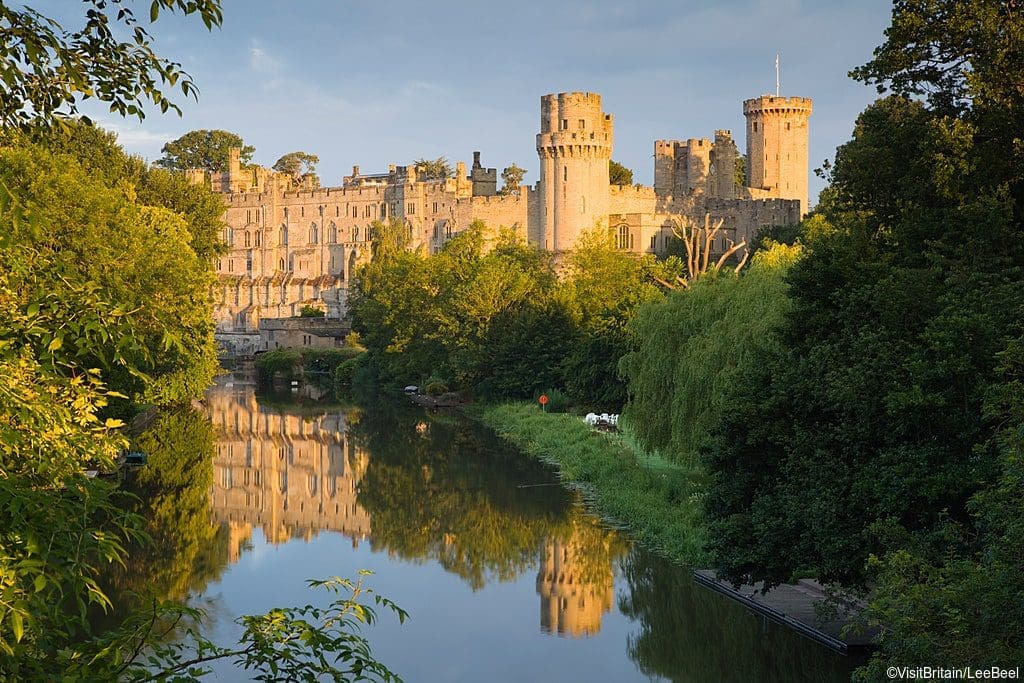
(333, 353), (367, 387)
(535, 388), (570, 413)
(424, 376), (449, 396)
(298, 304), (325, 317)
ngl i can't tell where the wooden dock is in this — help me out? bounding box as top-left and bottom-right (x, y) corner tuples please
(693, 570), (875, 654)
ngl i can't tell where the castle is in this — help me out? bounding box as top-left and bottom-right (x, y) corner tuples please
(202, 91), (811, 342)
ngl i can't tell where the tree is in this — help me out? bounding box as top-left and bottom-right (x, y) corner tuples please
(734, 154), (747, 187)
(656, 214), (748, 289)
(273, 150), (320, 180)
(156, 129), (255, 172)
(499, 163), (527, 195)
(413, 156), (452, 180)
(620, 243), (801, 464)
(0, 0), (222, 128)
(609, 160), (633, 185)
(22, 120), (227, 261)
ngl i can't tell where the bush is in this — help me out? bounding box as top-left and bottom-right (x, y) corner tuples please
(256, 347), (362, 384)
(333, 353), (367, 387)
(298, 305), (325, 317)
(535, 388), (569, 413)
(424, 376), (449, 397)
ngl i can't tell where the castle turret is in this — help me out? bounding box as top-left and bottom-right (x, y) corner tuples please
(743, 95), (812, 215)
(536, 92), (613, 251)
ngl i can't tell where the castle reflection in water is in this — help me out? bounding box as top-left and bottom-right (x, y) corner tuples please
(206, 380), (615, 637)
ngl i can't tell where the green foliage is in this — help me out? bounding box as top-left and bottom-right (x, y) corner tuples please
(536, 388), (569, 413)
(0, 1), (222, 128)
(609, 160), (633, 186)
(22, 120), (228, 260)
(704, 23), (1024, 683)
(476, 402), (709, 565)
(854, 336), (1024, 679)
(156, 129), (255, 172)
(620, 243), (802, 465)
(255, 347), (362, 383)
(273, 150), (320, 180)
(499, 163), (527, 194)
(413, 156), (452, 180)
(424, 376), (449, 396)
(734, 154), (747, 187)
(299, 304), (326, 317)
(0, 139), (220, 406)
(333, 352), (368, 387)
(351, 222), (671, 404)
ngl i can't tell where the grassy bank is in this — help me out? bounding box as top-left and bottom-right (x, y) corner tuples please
(475, 402), (709, 566)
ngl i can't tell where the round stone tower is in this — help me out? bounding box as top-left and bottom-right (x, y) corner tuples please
(743, 95), (813, 215)
(536, 92), (613, 251)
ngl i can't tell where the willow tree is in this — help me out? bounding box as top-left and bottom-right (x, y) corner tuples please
(619, 242), (801, 464)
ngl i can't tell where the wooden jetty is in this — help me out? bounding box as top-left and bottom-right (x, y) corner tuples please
(693, 570), (875, 654)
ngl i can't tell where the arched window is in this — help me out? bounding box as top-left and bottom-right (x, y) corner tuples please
(254, 231), (262, 247)
(352, 226), (359, 242)
(310, 222), (318, 244)
(280, 224), (288, 245)
(329, 222), (338, 243)
(244, 231), (250, 247)
(616, 225), (632, 250)
(278, 257), (285, 271)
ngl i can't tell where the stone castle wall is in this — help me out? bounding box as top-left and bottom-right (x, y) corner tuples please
(206, 90), (810, 335)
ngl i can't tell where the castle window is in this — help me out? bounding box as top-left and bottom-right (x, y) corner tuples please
(381, 202), (387, 217)
(563, 167), (567, 181)
(786, 122), (791, 131)
(246, 250), (253, 271)
(255, 231), (262, 247)
(244, 231), (250, 247)
(301, 207), (305, 218)
(353, 226), (360, 242)
(651, 235), (657, 250)
(329, 222), (338, 243)
(278, 258), (284, 271)
(753, 122), (758, 132)
(432, 202), (438, 213)
(560, 119), (568, 130)
(352, 206), (358, 218)
(319, 205), (324, 217)
(310, 223), (318, 244)
(579, 119), (585, 129)
(280, 225), (288, 245)
(335, 206), (340, 217)
(615, 225), (632, 250)
(283, 207), (289, 220)
(228, 259), (234, 272)
(407, 203), (415, 214)
(217, 259), (222, 271)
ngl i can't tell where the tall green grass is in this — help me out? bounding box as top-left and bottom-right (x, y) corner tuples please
(475, 402), (709, 566)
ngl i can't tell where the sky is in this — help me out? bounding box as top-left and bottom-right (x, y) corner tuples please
(68, 0), (895, 208)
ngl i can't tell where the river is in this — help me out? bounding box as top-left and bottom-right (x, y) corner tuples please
(111, 370), (858, 681)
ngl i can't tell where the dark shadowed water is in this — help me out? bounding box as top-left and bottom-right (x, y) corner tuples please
(113, 371), (859, 682)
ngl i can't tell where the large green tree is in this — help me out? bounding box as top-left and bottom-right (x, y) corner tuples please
(273, 150), (319, 179)
(702, 2), (1024, 674)
(156, 128), (255, 172)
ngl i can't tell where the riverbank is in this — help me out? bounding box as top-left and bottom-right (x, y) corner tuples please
(474, 402), (709, 566)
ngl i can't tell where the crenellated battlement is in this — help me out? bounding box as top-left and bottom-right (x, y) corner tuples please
(743, 95), (813, 114)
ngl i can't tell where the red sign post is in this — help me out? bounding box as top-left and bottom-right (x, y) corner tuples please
(538, 394), (548, 412)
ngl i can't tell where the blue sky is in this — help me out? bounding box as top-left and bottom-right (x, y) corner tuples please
(74, 0), (894, 207)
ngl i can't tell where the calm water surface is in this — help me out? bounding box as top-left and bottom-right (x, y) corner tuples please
(116, 371), (858, 682)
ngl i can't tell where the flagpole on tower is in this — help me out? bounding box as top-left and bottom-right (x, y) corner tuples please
(775, 54), (780, 96)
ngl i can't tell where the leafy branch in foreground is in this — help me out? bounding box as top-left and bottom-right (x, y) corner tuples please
(66, 574), (408, 682)
(0, 0), (223, 128)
